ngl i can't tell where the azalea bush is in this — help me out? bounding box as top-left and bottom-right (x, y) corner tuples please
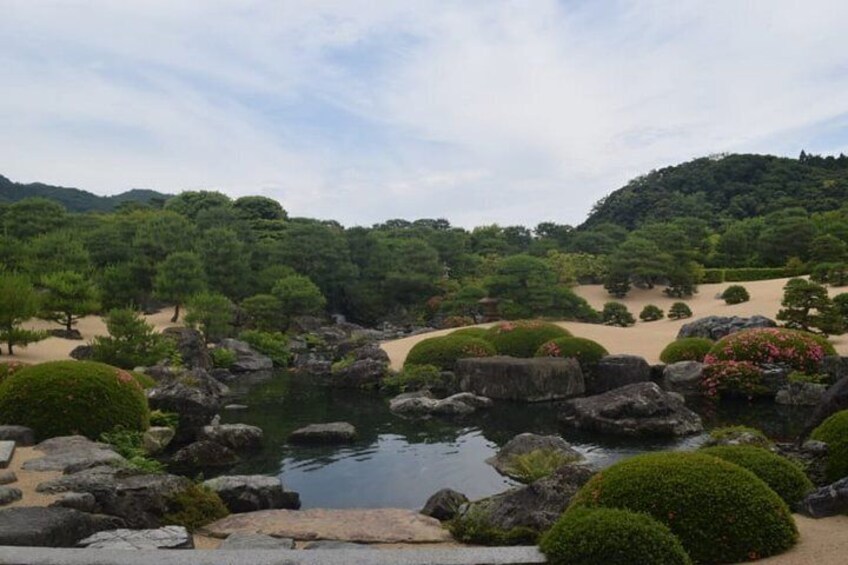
(484, 320), (570, 358)
(535, 337), (608, 375)
(705, 328), (833, 374)
(659, 337), (713, 364)
(700, 360), (767, 399)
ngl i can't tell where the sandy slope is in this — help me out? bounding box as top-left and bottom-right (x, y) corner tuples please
(381, 277), (848, 369)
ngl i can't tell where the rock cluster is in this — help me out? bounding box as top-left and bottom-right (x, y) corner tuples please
(677, 315), (776, 340)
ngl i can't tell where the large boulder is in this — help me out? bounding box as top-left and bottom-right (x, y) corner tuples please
(289, 422), (357, 444)
(199, 424), (263, 452)
(0, 507), (122, 547)
(147, 369), (228, 444)
(775, 441), (830, 487)
(171, 440), (239, 470)
(328, 358), (387, 388)
(421, 488), (468, 521)
(487, 433), (582, 481)
(77, 526), (194, 549)
(677, 315), (777, 340)
(389, 391), (492, 417)
(590, 355), (651, 394)
(661, 361), (704, 396)
(0, 425), (35, 446)
(203, 475), (301, 513)
(798, 477), (848, 518)
(22, 436), (124, 473)
(217, 339), (274, 373)
(162, 327), (211, 370)
(560, 382), (703, 437)
(776, 382), (828, 406)
(456, 357), (584, 402)
(821, 356), (848, 384)
(800, 375), (848, 441)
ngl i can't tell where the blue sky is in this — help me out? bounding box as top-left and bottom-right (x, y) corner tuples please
(2, 0), (847, 227)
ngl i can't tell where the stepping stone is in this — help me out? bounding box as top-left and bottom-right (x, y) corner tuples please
(202, 508), (453, 544)
(0, 441), (14, 469)
(288, 422), (356, 444)
(0, 486), (22, 506)
(77, 526), (194, 550)
(0, 470), (16, 485)
(22, 436), (123, 473)
(0, 425), (35, 446)
(218, 532), (295, 550)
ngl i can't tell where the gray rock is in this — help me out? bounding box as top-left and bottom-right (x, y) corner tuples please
(590, 355), (651, 394)
(0, 507), (122, 547)
(224, 404), (249, 411)
(661, 361), (704, 396)
(171, 440), (239, 469)
(677, 315), (777, 340)
(218, 532), (295, 550)
(22, 436), (124, 473)
(303, 540), (370, 550)
(77, 525), (193, 550)
(798, 477), (848, 518)
(0, 470), (17, 485)
(199, 424), (263, 452)
(69, 345), (94, 360)
(203, 475), (301, 513)
(0, 486), (22, 506)
(162, 327), (211, 370)
(142, 427), (175, 455)
(147, 369), (228, 444)
(775, 441), (830, 487)
(389, 392), (492, 417)
(821, 356), (848, 384)
(0, 441), (14, 469)
(50, 492), (97, 513)
(761, 364), (792, 395)
(217, 339), (274, 372)
(561, 382), (703, 437)
(776, 382), (828, 406)
(328, 358), (388, 388)
(487, 433), (582, 481)
(800, 375), (848, 441)
(456, 357), (585, 402)
(289, 422), (357, 444)
(421, 489), (468, 521)
(0, 425), (35, 446)
(704, 430), (770, 448)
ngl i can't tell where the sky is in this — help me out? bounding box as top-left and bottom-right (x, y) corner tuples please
(2, 1), (848, 228)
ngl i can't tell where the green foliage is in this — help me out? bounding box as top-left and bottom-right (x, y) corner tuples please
(198, 228), (250, 299)
(484, 320), (570, 358)
(701, 361), (768, 399)
(569, 451), (798, 563)
(639, 304), (664, 321)
(535, 337), (608, 375)
(777, 278), (844, 336)
(210, 347), (237, 369)
(163, 483), (230, 532)
(131, 371), (156, 389)
(707, 426), (771, 448)
(659, 338), (713, 364)
(381, 364), (444, 394)
(703, 268), (792, 283)
(149, 409), (179, 429)
(667, 302), (693, 320)
(0, 361), (27, 385)
(721, 284), (750, 305)
(405, 334), (496, 370)
(153, 251), (207, 322)
(810, 410), (848, 482)
(164, 190), (231, 220)
(540, 507), (692, 565)
(0, 273), (45, 355)
(0, 361), (150, 440)
(38, 271), (100, 332)
(99, 428), (165, 474)
(90, 308), (174, 369)
(706, 328), (834, 373)
(241, 294), (283, 332)
(699, 446), (814, 506)
(450, 327), (489, 339)
(238, 330), (290, 366)
(184, 292), (234, 343)
(501, 449), (582, 484)
(448, 505), (538, 546)
(601, 302), (635, 327)
(271, 274), (326, 328)
(232, 195), (287, 221)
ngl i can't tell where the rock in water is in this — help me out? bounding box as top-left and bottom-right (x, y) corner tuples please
(421, 489), (468, 521)
(216, 339), (273, 373)
(486, 433), (582, 480)
(661, 361), (704, 396)
(204, 475), (301, 513)
(456, 357), (584, 402)
(288, 422), (357, 444)
(589, 355), (651, 394)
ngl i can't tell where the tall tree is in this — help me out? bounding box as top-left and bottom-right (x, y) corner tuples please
(153, 252), (206, 322)
(0, 274), (44, 354)
(39, 271), (100, 333)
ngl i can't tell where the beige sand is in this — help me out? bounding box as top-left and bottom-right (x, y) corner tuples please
(759, 514), (848, 564)
(382, 277), (848, 369)
(3, 446), (62, 509)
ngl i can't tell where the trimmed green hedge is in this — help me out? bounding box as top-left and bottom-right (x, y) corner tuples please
(405, 334), (496, 370)
(484, 320), (570, 358)
(810, 409), (848, 482)
(703, 268), (794, 283)
(659, 338), (713, 364)
(540, 507), (691, 565)
(450, 327), (490, 340)
(569, 451), (798, 563)
(705, 328), (834, 373)
(0, 360), (150, 440)
(535, 337), (608, 374)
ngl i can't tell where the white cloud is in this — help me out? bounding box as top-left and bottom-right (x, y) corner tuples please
(1, 0), (847, 227)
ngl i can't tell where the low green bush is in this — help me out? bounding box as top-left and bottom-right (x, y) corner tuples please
(601, 302), (635, 327)
(484, 320), (570, 358)
(131, 371), (157, 389)
(163, 483), (230, 532)
(405, 334), (496, 370)
(639, 304), (664, 322)
(706, 425), (771, 448)
(441, 316), (475, 328)
(535, 337), (608, 375)
(501, 449), (582, 484)
(89, 308), (174, 369)
(668, 302), (693, 320)
(540, 507), (692, 565)
(238, 330), (290, 366)
(810, 409), (848, 482)
(0, 361), (150, 440)
(450, 327), (489, 339)
(569, 451), (798, 563)
(99, 428), (165, 474)
(382, 364), (444, 394)
(699, 446), (813, 506)
(723, 268), (790, 282)
(705, 328), (834, 373)
(722, 285), (750, 305)
(0, 361), (27, 385)
(210, 347), (237, 369)
(659, 338), (713, 364)
(149, 409), (180, 429)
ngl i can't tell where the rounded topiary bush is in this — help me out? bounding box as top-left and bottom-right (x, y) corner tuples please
(602, 302), (635, 327)
(810, 409), (848, 482)
(450, 327), (490, 340)
(0, 360), (150, 440)
(405, 334), (496, 370)
(639, 304), (664, 322)
(535, 337), (608, 374)
(484, 320), (570, 358)
(722, 285), (750, 305)
(540, 507), (691, 565)
(699, 445), (814, 506)
(705, 328), (834, 373)
(668, 302), (693, 320)
(569, 452), (798, 563)
(659, 338), (713, 364)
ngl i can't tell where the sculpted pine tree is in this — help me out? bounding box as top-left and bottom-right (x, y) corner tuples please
(153, 252), (207, 322)
(777, 278), (844, 336)
(39, 271), (100, 333)
(0, 274), (45, 354)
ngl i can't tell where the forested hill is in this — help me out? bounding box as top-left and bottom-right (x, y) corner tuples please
(0, 175), (170, 212)
(582, 153), (848, 230)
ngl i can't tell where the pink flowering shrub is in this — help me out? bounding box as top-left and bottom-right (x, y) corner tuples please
(701, 361), (767, 399)
(704, 328), (833, 374)
(485, 320), (571, 358)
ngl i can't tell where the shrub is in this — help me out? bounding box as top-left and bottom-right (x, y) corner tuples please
(667, 302), (693, 320)
(722, 285), (750, 305)
(535, 337), (608, 374)
(540, 507), (692, 565)
(441, 315), (474, 329)
(810, 409), (848, 482)
(99, 428), (165, 474)
(382, 364), (444, 394)
(659, 338), (713, 364)
(405, 334), (496, 370)
(699, 446), (814, 506)
(601, 302), (635, 327)
(705, 328), (833, 373)
(210, 347), (236, 369)
(163, 483), (229, 532)
(639, 304), (664, 322)
(0, 361), (27, 386)
(131, 371), (157, 389)
(483, 320), (570, 358)
(149, 409), (180, 429)
(501, 449), (582, 484)
(0, 361), (150, 440)
(569, 452), (798, 563)
(705, 425), (771, 448)
(238, 330), (290, 366)
(724, 268), (790, 282)
(449, 505), (538, 546)
(450, 327), (489, 339)
(90, 308), (174, 369)
(701, 360), (767, 399)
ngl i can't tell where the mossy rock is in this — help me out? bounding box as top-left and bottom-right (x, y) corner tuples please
(540, 507), (692, 565)
(660, 338), (713, 364)
(810, 409), (848, 482)
(705, 426), (771, 448)
(570, 451), (798, 563)
(405, 334), (496, 371)
(163, 483), (229, 532)
(535, 337), (608, 375)
(484, 320), (570, 358)
(0, 360), (150, 440)
(706, 328), (834, 373)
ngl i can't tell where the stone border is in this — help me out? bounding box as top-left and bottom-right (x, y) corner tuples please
(0, 546), (546, 565)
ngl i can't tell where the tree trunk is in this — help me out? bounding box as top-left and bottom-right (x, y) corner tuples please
(171, 303), (180, 323)
(66, 313), (73, 332)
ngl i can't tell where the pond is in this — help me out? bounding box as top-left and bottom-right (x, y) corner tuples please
(220, 372), (812, 510)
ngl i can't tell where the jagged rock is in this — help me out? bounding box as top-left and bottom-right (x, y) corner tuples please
(77, 526), (194, 549)
(172, 440), (239, 469)
(421, 489), (468, 521)
(776, 382), (828, 406)
(0, 486), (22, 506)
(142, 426), (175, 455)
(800, 375), (848, 441)
(798, 477), (848, 518)
(199, 424), (263, 452)
(204, 475), (300, 513)
(50, 492), (97, 513)
(760, 364), (792, 395)
(457, 357), (585, 402)
(821, 356), (848, 384)
(162, 327), (211, 370)
(0, 425), (36, 446)
(289, 422), (357, 444)
(217, 339), (274, 373)
(677, 315), (777, 340)
(69, 345), (93, 360)
(218, 532), (296, 550)
(22, 436), (124, 473)
(0, 507), (122, 547)
(389, 391), (492, 417)
(487, 434), (582, 481)
(661, 361), (704, 396)
(328, 358), (387, 388)
(289, 316), (325, 334)
(147, 369), (228, 444)
(775, 441), (830, 487)
(298, 358), (332, 378)
(561, 382), (703, 437)
(589, 355), (651, 394)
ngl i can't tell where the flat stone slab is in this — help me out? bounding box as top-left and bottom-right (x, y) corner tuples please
(77, 526), (194, 550)
(23, 436), (124, 473)
(288, 422), (356, 444)
(0, 425), (35, 446)
(218, 532), (295, 550)
(0, 441), (15, 469)
(202, 508), (453, 543)
(0, 470), (17, 485)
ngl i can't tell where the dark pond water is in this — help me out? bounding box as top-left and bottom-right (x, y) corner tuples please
(220, 372), (812, 510)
